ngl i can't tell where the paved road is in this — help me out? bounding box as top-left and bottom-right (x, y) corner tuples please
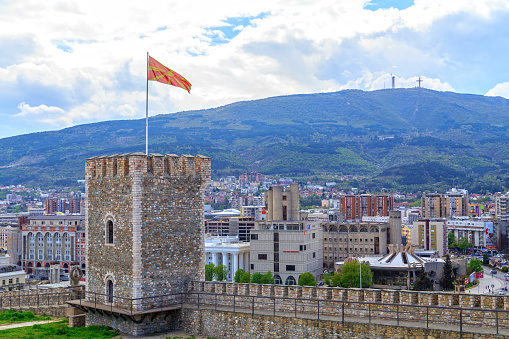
(468, 266), (506, 294)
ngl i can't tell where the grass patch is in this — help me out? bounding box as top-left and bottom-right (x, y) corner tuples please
(0, 319), (119, 338)
(0, 310), (51, 324)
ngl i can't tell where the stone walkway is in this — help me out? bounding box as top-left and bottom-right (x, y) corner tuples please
(0, 319), (61, 330)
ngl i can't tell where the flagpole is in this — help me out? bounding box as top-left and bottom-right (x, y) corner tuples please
(146, 52), (149, 156)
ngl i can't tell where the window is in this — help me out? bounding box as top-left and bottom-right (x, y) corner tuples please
(29, 249), (34, 259)
(250, 264), (254, 270)
(47, 250), (52, 260)
(258, 254), (267, 260)
(286, 265), (295, 271)
(107, 280), (114, 303)
(65, 250), (70, 261)
(274, 233), (279, 242)
(56, 250), (61, 260)
(312, 233), (315, 239)
(274, 253), (279, 261)
(250, 234), (258, 240)
(8, 279), (12, 284)
(299, 245), (307, 251)
(274, 263), (279, 272)
(38, 249), (43, 260)
(313, 252), (316, 258)
(274, 243), (279, 251)
(106, 220), (114, 244)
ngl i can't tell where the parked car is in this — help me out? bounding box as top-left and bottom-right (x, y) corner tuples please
(491, 269), (498, 274)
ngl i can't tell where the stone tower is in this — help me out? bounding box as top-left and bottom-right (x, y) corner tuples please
(84, 153), (210, 318)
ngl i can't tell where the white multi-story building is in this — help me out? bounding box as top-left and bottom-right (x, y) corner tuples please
(204, 236), (250, 281)
(446, 217), (487, 248)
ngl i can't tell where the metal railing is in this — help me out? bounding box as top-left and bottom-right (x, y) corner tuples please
(63, 289), (509, 336)
(183, 292), (509, 336)
(69, 288), (184, 316)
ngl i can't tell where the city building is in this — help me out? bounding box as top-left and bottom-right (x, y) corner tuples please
(0, 225), (22, 265)
(322, 210), (401, 272)
(239, 171), (265, 183)
(241, 205), (266, 220)
(249, 220), (323, 285)
(44, 198), (66, 214)
(205, 217), (256, 242)
(446, 217), (488, 249)
(21, 215), (84, 279)
(337, 194), (394, 221)
(204, 236), (250, 281)
(264, 183), (300, 221)
(495, 194), (509, 223)
(410, 219), (447, 255)
(421, 188), (468, 219)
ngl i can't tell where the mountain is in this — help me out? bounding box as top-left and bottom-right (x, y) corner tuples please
(1, 88), (509, 192)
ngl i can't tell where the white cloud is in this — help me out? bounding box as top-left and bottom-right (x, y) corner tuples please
(0, 0), (508, 138)
(486, 82), (509, 99)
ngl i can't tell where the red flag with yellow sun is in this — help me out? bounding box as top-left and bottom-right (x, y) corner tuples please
(148, 56), (191, 93)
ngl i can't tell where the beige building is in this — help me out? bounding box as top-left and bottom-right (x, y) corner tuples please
(421, 188), (468, 219)
(264, 183), (300, 221)
(410, 219), (447, 255)
(250, 220), (322, 285)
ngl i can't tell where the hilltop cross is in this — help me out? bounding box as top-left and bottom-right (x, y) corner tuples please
(417, 77), (423, 88)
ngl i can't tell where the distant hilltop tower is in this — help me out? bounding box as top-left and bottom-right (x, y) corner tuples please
(83, 152), (210, 334)
(391, 75), (395, 89)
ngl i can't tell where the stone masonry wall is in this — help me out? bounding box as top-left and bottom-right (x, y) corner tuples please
(140, 154), (210, 297)
(86, 155), (135, 305)
(85, 153), (210, 312)
(178, 308), (507, 339)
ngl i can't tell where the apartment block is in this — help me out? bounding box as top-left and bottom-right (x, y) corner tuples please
(337, 194), (394, 221)
(421, 188), (468, 219)
(410, 219), (447, 255)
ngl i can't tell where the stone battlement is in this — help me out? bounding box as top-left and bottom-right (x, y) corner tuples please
(188, 281), (509, 310)
(86, 153), (211, 183)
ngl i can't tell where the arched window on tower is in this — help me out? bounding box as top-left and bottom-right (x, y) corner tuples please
(107, 280), (114, 303)
(106, 220), (114, 244)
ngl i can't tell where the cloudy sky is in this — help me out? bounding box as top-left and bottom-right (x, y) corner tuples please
(0, 0), (508, 139)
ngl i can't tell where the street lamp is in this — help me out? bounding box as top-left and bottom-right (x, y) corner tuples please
(359, 260), (362, 289)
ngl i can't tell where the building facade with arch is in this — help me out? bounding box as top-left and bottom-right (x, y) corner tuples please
(322, 221), (388, 272)
(21, 215), (84, 279)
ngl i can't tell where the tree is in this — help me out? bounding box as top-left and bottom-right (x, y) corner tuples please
(413, 268), (433, 291)
(251, 272), (263, 284)
(448, 232), (457, 248)
(467, 259), (483, 274)
(439, 255), (455, 290)
(234, 269), (245, 283)
(330, 272), (342, 287)
(339, 261), (373, 288)
(205, 263), (215, 281)
(458, 237), (473, 254)
(240, 271), (251, 283)
(214, 265), (229, 282)
(298, 272), (316, 286)
(483, 254), (490, 265)
(323, 273), (331, 286)
(260, 271), (274, 284)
